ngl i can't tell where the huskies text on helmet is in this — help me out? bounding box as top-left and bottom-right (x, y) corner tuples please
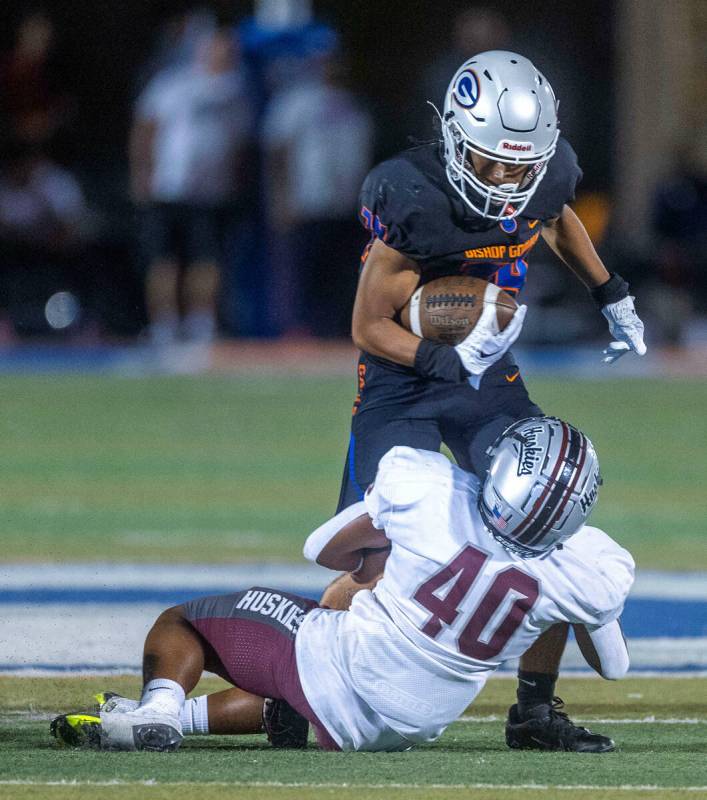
(478, 417), (601, 558)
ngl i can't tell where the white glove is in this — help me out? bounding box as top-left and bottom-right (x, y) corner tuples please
(455, 302), (527, 390)
(601, 295), (647, 364)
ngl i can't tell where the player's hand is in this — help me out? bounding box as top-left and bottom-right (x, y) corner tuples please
(455, 304), (527, 389)
(601, 296), (646, 364)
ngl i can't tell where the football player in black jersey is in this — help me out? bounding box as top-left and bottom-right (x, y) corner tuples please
(330, 51), (646, 753)
(75, 50), (642, 757)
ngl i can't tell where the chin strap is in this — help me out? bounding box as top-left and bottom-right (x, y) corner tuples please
(426, 100), (444, 124)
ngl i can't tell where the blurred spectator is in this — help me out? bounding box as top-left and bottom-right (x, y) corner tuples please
(262, 52), (373, 337)
(648, 135), (707, 344)
(0, 10), (73, 147)
(416, 7), (511, 130)
(0, 140), (90, 337)
(135, 7), (217, 91)
(232, 0), (340, 337)
(240, 0), (338, 104)
(130, 28), (255, 345)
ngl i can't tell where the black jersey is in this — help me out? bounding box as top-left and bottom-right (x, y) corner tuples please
(358, 137), (581, 295)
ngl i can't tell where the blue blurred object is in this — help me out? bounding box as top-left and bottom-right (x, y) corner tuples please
(240, 18), (339, 61)
(228, 12), (340, 338)
(238, 16), (339, 110)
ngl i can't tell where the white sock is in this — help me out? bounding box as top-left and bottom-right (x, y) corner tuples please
(180, 694), (210, 735)
(150, 314), (179, 346)
(140, 678), (186, 717)
(182, 310), (216, 342)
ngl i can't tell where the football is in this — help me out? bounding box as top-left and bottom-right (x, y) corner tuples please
(399, 276), (518, 345)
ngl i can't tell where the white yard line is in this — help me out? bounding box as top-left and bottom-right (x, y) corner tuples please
(3, 564), (706, 598)
(630, 571), (707, 600)
(1, 779), (707, 792)
(459, 715), (705, 724)
(3, 710), (705, 724)
(3, 667), (707, 677)
(0, 562), (333, 591)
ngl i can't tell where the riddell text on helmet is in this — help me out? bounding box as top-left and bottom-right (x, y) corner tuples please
(501, 142), (533, 152)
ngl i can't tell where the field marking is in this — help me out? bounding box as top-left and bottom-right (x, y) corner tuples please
(459, 715), (706, 725)
(2, 780), (707, 793)
(4, 564), (707, 598)
(5, 339), (707, 377)
(117, 530), (273, 548)
(4, 710), (706, 725)
(0, 562), (333, 591)
(4, 667), (707, 678)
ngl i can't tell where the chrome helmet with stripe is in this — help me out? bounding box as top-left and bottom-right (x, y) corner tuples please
(441, 50), (559, 220)
(478, 417), (601, 558)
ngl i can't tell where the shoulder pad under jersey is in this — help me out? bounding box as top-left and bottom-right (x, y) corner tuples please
(523, 136), (583, 221)
(358, 143), (458, 260)
(364, 446), (453, 530)
(560, 525), (635, 624)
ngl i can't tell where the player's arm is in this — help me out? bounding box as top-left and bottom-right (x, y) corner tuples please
(318, 545), (391, 610)
(541, 204), (610, 289)
(303, 501), (389, 573)
(128, 117), (157, 204)
(351, 238), (423, 366)
(351, 238), (526, 383)
(573, 620), (630, 680)
(542, 205), (646, 362)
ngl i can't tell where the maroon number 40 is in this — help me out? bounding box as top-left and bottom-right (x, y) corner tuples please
(413, 544), (539, 660)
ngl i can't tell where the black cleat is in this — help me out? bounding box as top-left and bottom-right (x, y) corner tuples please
(262, 698), (309, 749)
(50, 712), (102, 748)
(50, 692), (138, 749)
(505, 697), (615, 753)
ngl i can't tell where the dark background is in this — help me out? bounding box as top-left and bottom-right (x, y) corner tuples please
(10, 2), (678, 345)
(0, 1), (614, 187)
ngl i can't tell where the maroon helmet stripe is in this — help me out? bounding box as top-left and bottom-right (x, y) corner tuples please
(512, 422), (569, 541)
(523, 428), (587, 547)
(548, 431), (587, 528)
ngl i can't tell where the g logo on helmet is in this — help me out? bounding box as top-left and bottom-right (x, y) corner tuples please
(454, 69), (480, 109)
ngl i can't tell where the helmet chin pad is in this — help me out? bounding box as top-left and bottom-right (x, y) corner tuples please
(443, 114), (556, 220)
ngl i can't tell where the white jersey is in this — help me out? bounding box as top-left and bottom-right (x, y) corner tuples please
(295, 447), (635, 751)
(262, 81), (374, 220)
(136, 66), (254, 203)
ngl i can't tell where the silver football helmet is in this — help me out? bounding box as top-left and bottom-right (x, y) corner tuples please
(441, 51), (559, 220)
(478, 417), (601, 558)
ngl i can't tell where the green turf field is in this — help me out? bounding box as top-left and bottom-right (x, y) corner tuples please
(2, 373), (705, 799)
(0, 374), (705, 569)
(1, 676), (705, 800)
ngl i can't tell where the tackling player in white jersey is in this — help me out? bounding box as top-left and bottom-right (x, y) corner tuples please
(52, 417), (633, 753)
